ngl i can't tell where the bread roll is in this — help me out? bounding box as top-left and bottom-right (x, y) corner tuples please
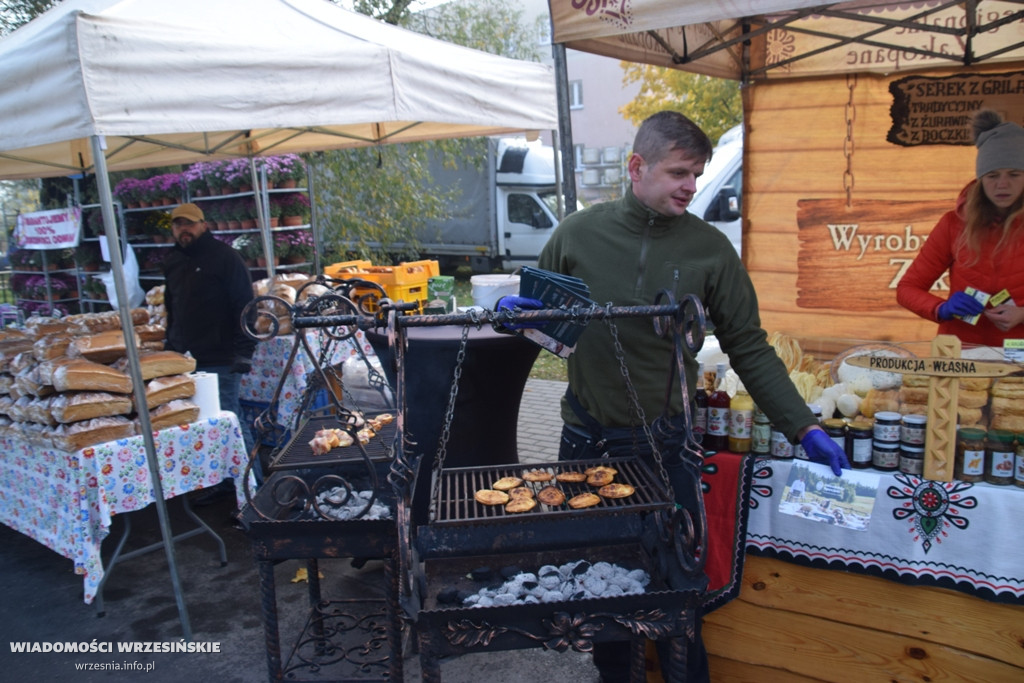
(990, 413), (1024, 432)
(142, 399), (200, 431)
(112, 351), (196, 380)
(50, 391), (133, 423)
(51, 359), (133, 394)
(958, 406), (984, 427)
(136, 374), (195, 410)
(50, 416), (134, 451)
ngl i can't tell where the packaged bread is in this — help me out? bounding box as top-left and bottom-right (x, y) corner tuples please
(68, 329), (141, 364)
(25, 315), (73, 338)
(50, 416), (134, 452)
(14, 364), (55, 398)
(0, 394), (15, 417)
(0, 341), (35, 373)
(145, 285), (165, 306)
(32, 333), (73, 361)
(112, 350), (196, 380)
(50, 391), (133, 423)
(297, 282), (330, 302)
(51, 358), (133, 394)
(269, 283), (297, 306)
(134, 324), (166, 343)
(141, 340), (165, 352)
(25, 421), (55, 448)
(141, 399), (200, 432)
(65, 311), (120, 335)
(8, 395), (32, 422)
(9, 351), (36, 376)
(0, 374), (12, 395)
(252, 278), (273, 297)
(26, 396), (57, 426)
(134, 374), (195, 410)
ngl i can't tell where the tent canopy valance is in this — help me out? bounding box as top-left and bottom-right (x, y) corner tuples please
(549, 0), (1024, 82)
(0, 0), (558, 180)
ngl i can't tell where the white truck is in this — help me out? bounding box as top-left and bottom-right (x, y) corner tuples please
(688, 124), (743, 256)
(417, 137), (562, 273)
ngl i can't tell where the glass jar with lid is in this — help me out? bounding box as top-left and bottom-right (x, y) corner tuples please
(955, 428), (987, 482)
(985, 429), (1016, 485)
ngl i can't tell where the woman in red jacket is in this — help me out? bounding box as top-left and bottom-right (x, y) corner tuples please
(897, 109), (1024, 346)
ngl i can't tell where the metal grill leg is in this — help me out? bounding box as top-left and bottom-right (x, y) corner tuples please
(256, 560), (283, 682)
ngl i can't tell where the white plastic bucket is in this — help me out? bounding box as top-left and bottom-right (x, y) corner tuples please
(470, 274), (520, 309)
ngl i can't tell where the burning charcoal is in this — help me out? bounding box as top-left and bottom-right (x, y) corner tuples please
(626, 568), (650, 586)
(591, 561), (614, 578)
(605, 584), (625, 596)
(500, 565), (523, 579)
(538, 572), (562, 590)
(437, 587), (461, 604)
(476, 596), (495, 608)
(523, 595), (540, 604)
(567, 560), (591, 576)
(492, 593), (517, 606)
(582, 576), (608, 595)
(470, 566), (493, 582)
(570, 590), (587, 601)
(541, 590), (564, 603)
(463, 594), (480, 606)
(522, 580), (539, 590)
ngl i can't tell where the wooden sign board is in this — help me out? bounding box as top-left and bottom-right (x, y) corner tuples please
(888, 70), (1024, 147)
(796, 199), (950, 311)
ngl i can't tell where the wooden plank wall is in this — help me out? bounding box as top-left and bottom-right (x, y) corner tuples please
(742, 66), (1013, 343)
(702, 555), (1024, 681)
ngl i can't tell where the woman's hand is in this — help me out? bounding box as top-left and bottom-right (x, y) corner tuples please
(985, 301), (1024, 332)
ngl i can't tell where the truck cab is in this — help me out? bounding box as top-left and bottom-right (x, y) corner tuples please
(688, 124), (743, 256)
(494, 138), (560, 271)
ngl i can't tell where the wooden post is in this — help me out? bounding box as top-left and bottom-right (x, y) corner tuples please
(924, 335), (960, 481)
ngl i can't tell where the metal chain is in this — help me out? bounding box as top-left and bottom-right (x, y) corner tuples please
(844, 73), (857, 208)
(429, 320), (471, 508)
(603, 315), (672, 493)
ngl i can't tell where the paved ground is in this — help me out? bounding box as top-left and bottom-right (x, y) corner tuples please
(1, 379), (605, 683)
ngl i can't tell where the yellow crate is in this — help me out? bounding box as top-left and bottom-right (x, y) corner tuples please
(359, 259), (439, 287)
(324, 259), (372, 279)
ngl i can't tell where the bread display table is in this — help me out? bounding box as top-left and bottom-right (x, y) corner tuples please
(744, 456), (1024, 603)
(0, 411), (248, 605)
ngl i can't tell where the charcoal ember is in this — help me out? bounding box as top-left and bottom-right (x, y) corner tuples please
(437, 587), (461, 604)
(522, 580), (539, 590)
(469, 566), (493, 582)
(570, 560), (591, 576)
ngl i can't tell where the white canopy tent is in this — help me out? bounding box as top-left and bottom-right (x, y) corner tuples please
(0, 0), (558, 637)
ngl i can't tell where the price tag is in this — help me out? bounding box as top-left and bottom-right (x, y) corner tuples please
(1005, 339), (1024, 363)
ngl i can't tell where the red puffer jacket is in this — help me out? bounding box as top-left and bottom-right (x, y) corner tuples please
(896, 180), (1024, 346)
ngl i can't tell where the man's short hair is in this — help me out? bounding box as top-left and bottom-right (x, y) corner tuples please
(633, 111), (714, 167)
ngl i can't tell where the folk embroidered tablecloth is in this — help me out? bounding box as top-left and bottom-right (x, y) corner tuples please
(0, 412), (247, 604)
(745, 457), (1024, 604)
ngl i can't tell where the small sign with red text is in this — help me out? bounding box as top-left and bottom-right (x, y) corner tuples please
(16, 207), (82, 249)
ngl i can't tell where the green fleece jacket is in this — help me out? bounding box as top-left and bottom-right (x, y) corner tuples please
(537, 187), (816, 443)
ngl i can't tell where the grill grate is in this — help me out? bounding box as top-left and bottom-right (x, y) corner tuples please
(268, 414), (396, 471)
(430, 457), (673, 526)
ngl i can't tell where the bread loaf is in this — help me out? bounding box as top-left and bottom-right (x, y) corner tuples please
(25, 315), (73, 338)
(145, 285), (165, 306)
(27, 396), (57, 426)
(14, 364), (55, 398)
(112, 351), (196, 380)
(142, 399), (200, 431)
(134, 324), (166, 343)
(68, 329), (141, 364)
(51, 359), (133, 394)
(136, 374), (195, 410)
(50, 391), (133, 423)
(51, 416), (134, 452)
(32, 333), (73, 361)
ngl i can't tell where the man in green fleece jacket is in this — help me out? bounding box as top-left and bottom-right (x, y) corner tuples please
(529, 111), (849, 682)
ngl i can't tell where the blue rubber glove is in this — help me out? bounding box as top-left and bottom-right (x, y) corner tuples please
(937, 291), (985, 321)
(800, 429), (850, 476)
(494, 296), (545, 330)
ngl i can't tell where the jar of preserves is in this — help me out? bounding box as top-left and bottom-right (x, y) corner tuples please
(985, 429), (1015, 486)
(900, 414), (927, 446)
(899, 444), (925, 476)
(751, 407), (771, 456)
(873, 411), (901, 443)
(823, 418), (846, 451)
(955, 428), (987, 483)
(872, 441), (900, 471)
(770, 428), (793, 459)
(728, 389), (754, 454)
(847, 419), (873, 469)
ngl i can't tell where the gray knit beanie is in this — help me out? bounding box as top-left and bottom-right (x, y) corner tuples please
(973, 109), (1024, 177)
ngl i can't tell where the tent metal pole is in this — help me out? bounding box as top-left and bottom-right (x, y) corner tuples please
(250, 157), (275, 279)
(90, 135), (193, 639)
(551, 42), (578, 216)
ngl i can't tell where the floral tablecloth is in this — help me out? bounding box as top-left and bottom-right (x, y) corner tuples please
(0, 412), (248, 604)
(745, 457), (1024, 605)
(240, 331), (372, 426)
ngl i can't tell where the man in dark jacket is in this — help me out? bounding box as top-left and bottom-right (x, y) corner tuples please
(164, 203), (256, 492)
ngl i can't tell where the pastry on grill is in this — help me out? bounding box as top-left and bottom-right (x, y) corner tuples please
(492, 476), (523, 491)
(585, 465), (618, 476)
(474, 489), (509, 506)
(586, 469), (616, 487)
(568, 492), (601, 509)
(537, 485), (566, 506)
(505, 497), (537, 513)
(508, 486), (534, 499)
(522, 468), (553, 482)
(598, 483), (635, 499)
(555, 470), (587, 483)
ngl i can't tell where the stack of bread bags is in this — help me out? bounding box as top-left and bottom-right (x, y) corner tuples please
(0, 310), (198, 451)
